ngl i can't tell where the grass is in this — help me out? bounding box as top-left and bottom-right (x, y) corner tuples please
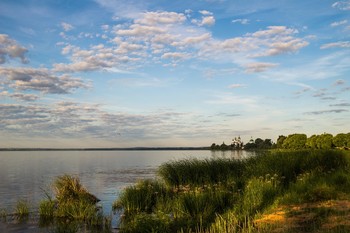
(38, 174), (110, 232)
(0, 208), (7, 221)
(114, 149), (350, 233)
(15, 199), (30, 220)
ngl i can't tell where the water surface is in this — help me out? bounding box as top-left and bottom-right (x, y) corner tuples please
(0, 150), (252, 231)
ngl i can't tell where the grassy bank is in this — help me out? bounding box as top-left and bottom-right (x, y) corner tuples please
(114, 149), (350, 232)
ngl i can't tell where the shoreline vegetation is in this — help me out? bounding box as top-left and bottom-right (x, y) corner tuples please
(113, 149), (350, 233)
(2, 132), (349, 152)
(1, 132), (350, 232)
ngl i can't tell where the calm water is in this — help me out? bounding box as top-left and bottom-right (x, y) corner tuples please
(0, 150), (252, 232)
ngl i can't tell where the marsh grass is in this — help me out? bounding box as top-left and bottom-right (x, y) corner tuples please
(15, 199), (30, 220)
(0, 208), (7, 221)
(158, 158), (245, 187)
(38, 174), (110, 232)
(113, 179), (170, 216)
(115, 149), (350, 233)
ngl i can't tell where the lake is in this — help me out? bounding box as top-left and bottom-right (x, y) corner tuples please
(0, 150), (253, 232)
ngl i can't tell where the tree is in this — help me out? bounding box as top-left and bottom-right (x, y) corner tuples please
(316, 133), (333, 149)
(220, 142), (228, 150)
(263, 139), (273, 148)
(276, 135), (286, 149)
(306, 135), (318, 149)
(333, 133), (347, 148)
(255, 138), (264, 148)
(282, 134), (307, 149)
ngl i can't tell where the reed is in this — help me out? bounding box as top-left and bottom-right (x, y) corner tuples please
(39, 199), (56, 219)
(53, 174), (99, 204)
(158, 158), (245, 187)
(113, 179), (170, 217)
(115, 150), (350, 233)
(0, 208), (7, 221)
(15, 199), (30, 220)
(38, 174), (107, 230)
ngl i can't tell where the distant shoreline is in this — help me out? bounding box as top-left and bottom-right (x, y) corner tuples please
(0, 147), (210, 151)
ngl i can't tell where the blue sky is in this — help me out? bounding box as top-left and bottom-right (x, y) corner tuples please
(0, 0), (349, 148)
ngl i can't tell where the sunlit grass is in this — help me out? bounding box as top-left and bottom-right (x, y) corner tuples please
(115, 149), (350, 233)
(15, 199), (30, 220)
(0, 208), (7, 221)
(38, 174), (110, 231)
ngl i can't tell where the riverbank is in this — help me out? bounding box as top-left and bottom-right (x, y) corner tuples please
(1, 149), (350, 232)
(114, 149), (350, 232)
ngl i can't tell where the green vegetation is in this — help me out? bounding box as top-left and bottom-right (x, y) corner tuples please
(279, 132), (350, 150)
(211, 132), (350, 151)
(0, 208), (6, 221)
(38, 174), (111, 232)
(114, 149), (350, 232)
(15, 199), (30, 220)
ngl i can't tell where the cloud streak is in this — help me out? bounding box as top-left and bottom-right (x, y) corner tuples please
(0, 67), (91, 94)
(304, 109), (348, 115)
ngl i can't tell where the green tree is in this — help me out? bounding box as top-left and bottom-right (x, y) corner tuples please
(220, 142), (228, 150)
(282, 134), (307, 149)
(333, 133), (347, 148)
(263, 139), (273, 148)
(276, 135), (286, 148)
(255, 138), (264, 148)
(316, 133), (333, 149)
(306, 135), (318, 149)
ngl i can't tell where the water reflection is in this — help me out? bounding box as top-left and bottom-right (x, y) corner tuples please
(210, 149), (255, 159)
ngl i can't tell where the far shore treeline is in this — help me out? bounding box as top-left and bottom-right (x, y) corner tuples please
(210, 132), (350, 150)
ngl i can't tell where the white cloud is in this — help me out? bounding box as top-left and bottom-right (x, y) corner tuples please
(232, 19), (250, 25)
(161, 52), (189, 60)
(244, 62), (278, 73)
(0, 34), (28, 64)
(333, 79), (345, 86)
(9, 93), (40, 101)
(228, 84), (247, 88)
(61, 22), (74, 31)
(192, 15), (215, 26)
(332, 1), (350, 10)
(0, 101), (209, 142)
(101, 24), (109, 31)
(116, 24), (166, 36)
(251, 26), (298, 37)
(330, 20), (348, 27)
(200, 16), (215, 26)
(135, 11), (186, 25)
(320, 41), (350, 49)
(53, 11), (308, 74)
(199, 10), (213, 15)
(0, 67), (91, 94)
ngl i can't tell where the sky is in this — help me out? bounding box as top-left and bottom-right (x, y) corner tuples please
(0, 0), (349, 148)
